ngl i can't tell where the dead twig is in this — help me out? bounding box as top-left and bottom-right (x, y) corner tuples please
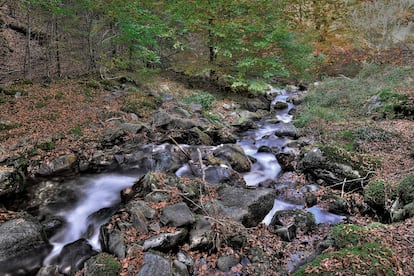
(169, 135), (191, 160)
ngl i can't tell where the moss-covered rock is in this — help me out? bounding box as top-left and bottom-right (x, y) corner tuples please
(84, 253), (121, 276)
(396, 174), (414, 204)
(364, 180), (389, 210)
(293, 224), (395, 275)
(292, 242), (395, 276)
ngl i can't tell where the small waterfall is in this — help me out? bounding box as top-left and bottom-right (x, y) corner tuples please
(44, 175), (137, 265)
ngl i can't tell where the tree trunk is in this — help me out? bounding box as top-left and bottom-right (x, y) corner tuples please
(24, 6), (31, 79)
(208, 18), (217, 79)
(55, 20), (61, 77)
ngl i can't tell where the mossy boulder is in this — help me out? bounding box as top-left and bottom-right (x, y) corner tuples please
(84, 253), (121, 276)
(213, 144), (251, 173)
(396, 174), (414, 205)
(364, 180), (389, 211)
(293, 224), (395, 275)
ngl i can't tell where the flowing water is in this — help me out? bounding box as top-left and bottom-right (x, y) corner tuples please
(44, 175), (138, 265)
(39, 87), (343, 270)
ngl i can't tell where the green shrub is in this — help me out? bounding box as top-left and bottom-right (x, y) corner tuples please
(182, 91), (215, 110)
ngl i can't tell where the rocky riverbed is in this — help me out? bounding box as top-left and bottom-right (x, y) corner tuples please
(0, 76), (413, 275)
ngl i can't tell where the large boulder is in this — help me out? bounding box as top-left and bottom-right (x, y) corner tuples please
(211, 187), (276, 227)
(160, 202), (195, 227)
(213, 144), (251, 173)
(137, 251), (172, 276)
(37, 153), (78, 176)
(0, 218), (51, 275)
(143, 229), (188, 251)
(297, 147), (365, 189)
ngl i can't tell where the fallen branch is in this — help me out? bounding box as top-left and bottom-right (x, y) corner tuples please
(327, 171), (375, 190)
(169, 135), (191, 160)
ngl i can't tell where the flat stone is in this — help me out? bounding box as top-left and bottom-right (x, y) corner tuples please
(160, 202), (195, 227)
(137, 252), (172, 276)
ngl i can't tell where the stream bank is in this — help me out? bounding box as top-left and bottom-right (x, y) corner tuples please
(0, 76), (412, 275)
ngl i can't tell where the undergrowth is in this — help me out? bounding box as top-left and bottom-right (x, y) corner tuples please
(295, 64), (413, 127)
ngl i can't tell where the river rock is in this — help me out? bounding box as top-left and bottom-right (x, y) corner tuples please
(244, 97), (270, 112)
(212, 187), (276, 227)
(0, 218), (52, 275)
(187, 127), (213, 145)
(37, 153), (77, 176)
(160, 202), (195, 227)
(213, 144), (251, 173)
(173, 260), (190, 276)
(189, 217), (213, 250)
(231, 116), (258, 131)
(137, 251), (172, 276)
(274, 123), (298, 138)
(55, 239), (98, 275)
(120, 122), (148, 134)
(0, 165), (24, 196)
(100, 227), (126, 259)
(84, 253), (121, 276)
(217, 254), (240, 272)
(274, 224), (297, 242)
(143, 229), (188, 251)
(297, 147), (364, 189)
(273, 101), (289, 110)
(270, 209), (316, 234)
(275, 152), (297, 171)
(151, 110), (200, 130)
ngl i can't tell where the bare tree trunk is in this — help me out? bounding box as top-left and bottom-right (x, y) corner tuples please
(24, 6), (32, 79)
(55, 20), (61, 77)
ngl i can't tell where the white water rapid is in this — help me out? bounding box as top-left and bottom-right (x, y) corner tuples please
(44, 174), (137, 265)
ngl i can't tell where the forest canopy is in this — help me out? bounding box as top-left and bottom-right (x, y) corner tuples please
(2, 0), (413, 86)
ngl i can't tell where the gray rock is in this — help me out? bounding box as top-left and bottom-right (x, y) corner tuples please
(244, 98), (270, 112)
(37, 154), (77, 176)
(126, 200), (156, 220)
(217, 254), (240, 272)
(213, 187), (276, 227)
(160, 202), (195, 227)
(121, 123), (147, 134)
(274, 123), (298, 138)
(36, 265), (60, 276)
(188, 103), (203, 113)
(270, 209), (316, 234)
(84, 253), (121, 276)
(187, 127), (213, 145)
(275, 152), (297, 171)
(213, 144), (251, 173)
(297, 148), (363, 189)
(100, 227), (126, 259)
(0, 218), (51, 275)
(176, 251), (194, 267)
(274, 224), (297, 241)
(0, 165), (24, 196)
(143, 229), (187, 251)
(151, 110), (200, 130)
(137, 252), (172, 276)
(0, 218), (47, 262)
(189, 217), (213, 250)
(54, 239), (97, 275)
(173, 260), (190, 276)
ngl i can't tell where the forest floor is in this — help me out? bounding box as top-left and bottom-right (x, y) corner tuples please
(1, 70), (414, 275)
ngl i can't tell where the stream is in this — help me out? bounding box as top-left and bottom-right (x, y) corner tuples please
(3, 86), (345, 274)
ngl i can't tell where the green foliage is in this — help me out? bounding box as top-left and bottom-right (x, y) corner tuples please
(38, 140), (56, 151)
(54, 91), (64, 100)
(70, 125), (83, 137)
(0, 122), (22, 131)
(166, 0), (314, 84)
(182, 91), (215, 110)
(396, 174), (414, 204)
